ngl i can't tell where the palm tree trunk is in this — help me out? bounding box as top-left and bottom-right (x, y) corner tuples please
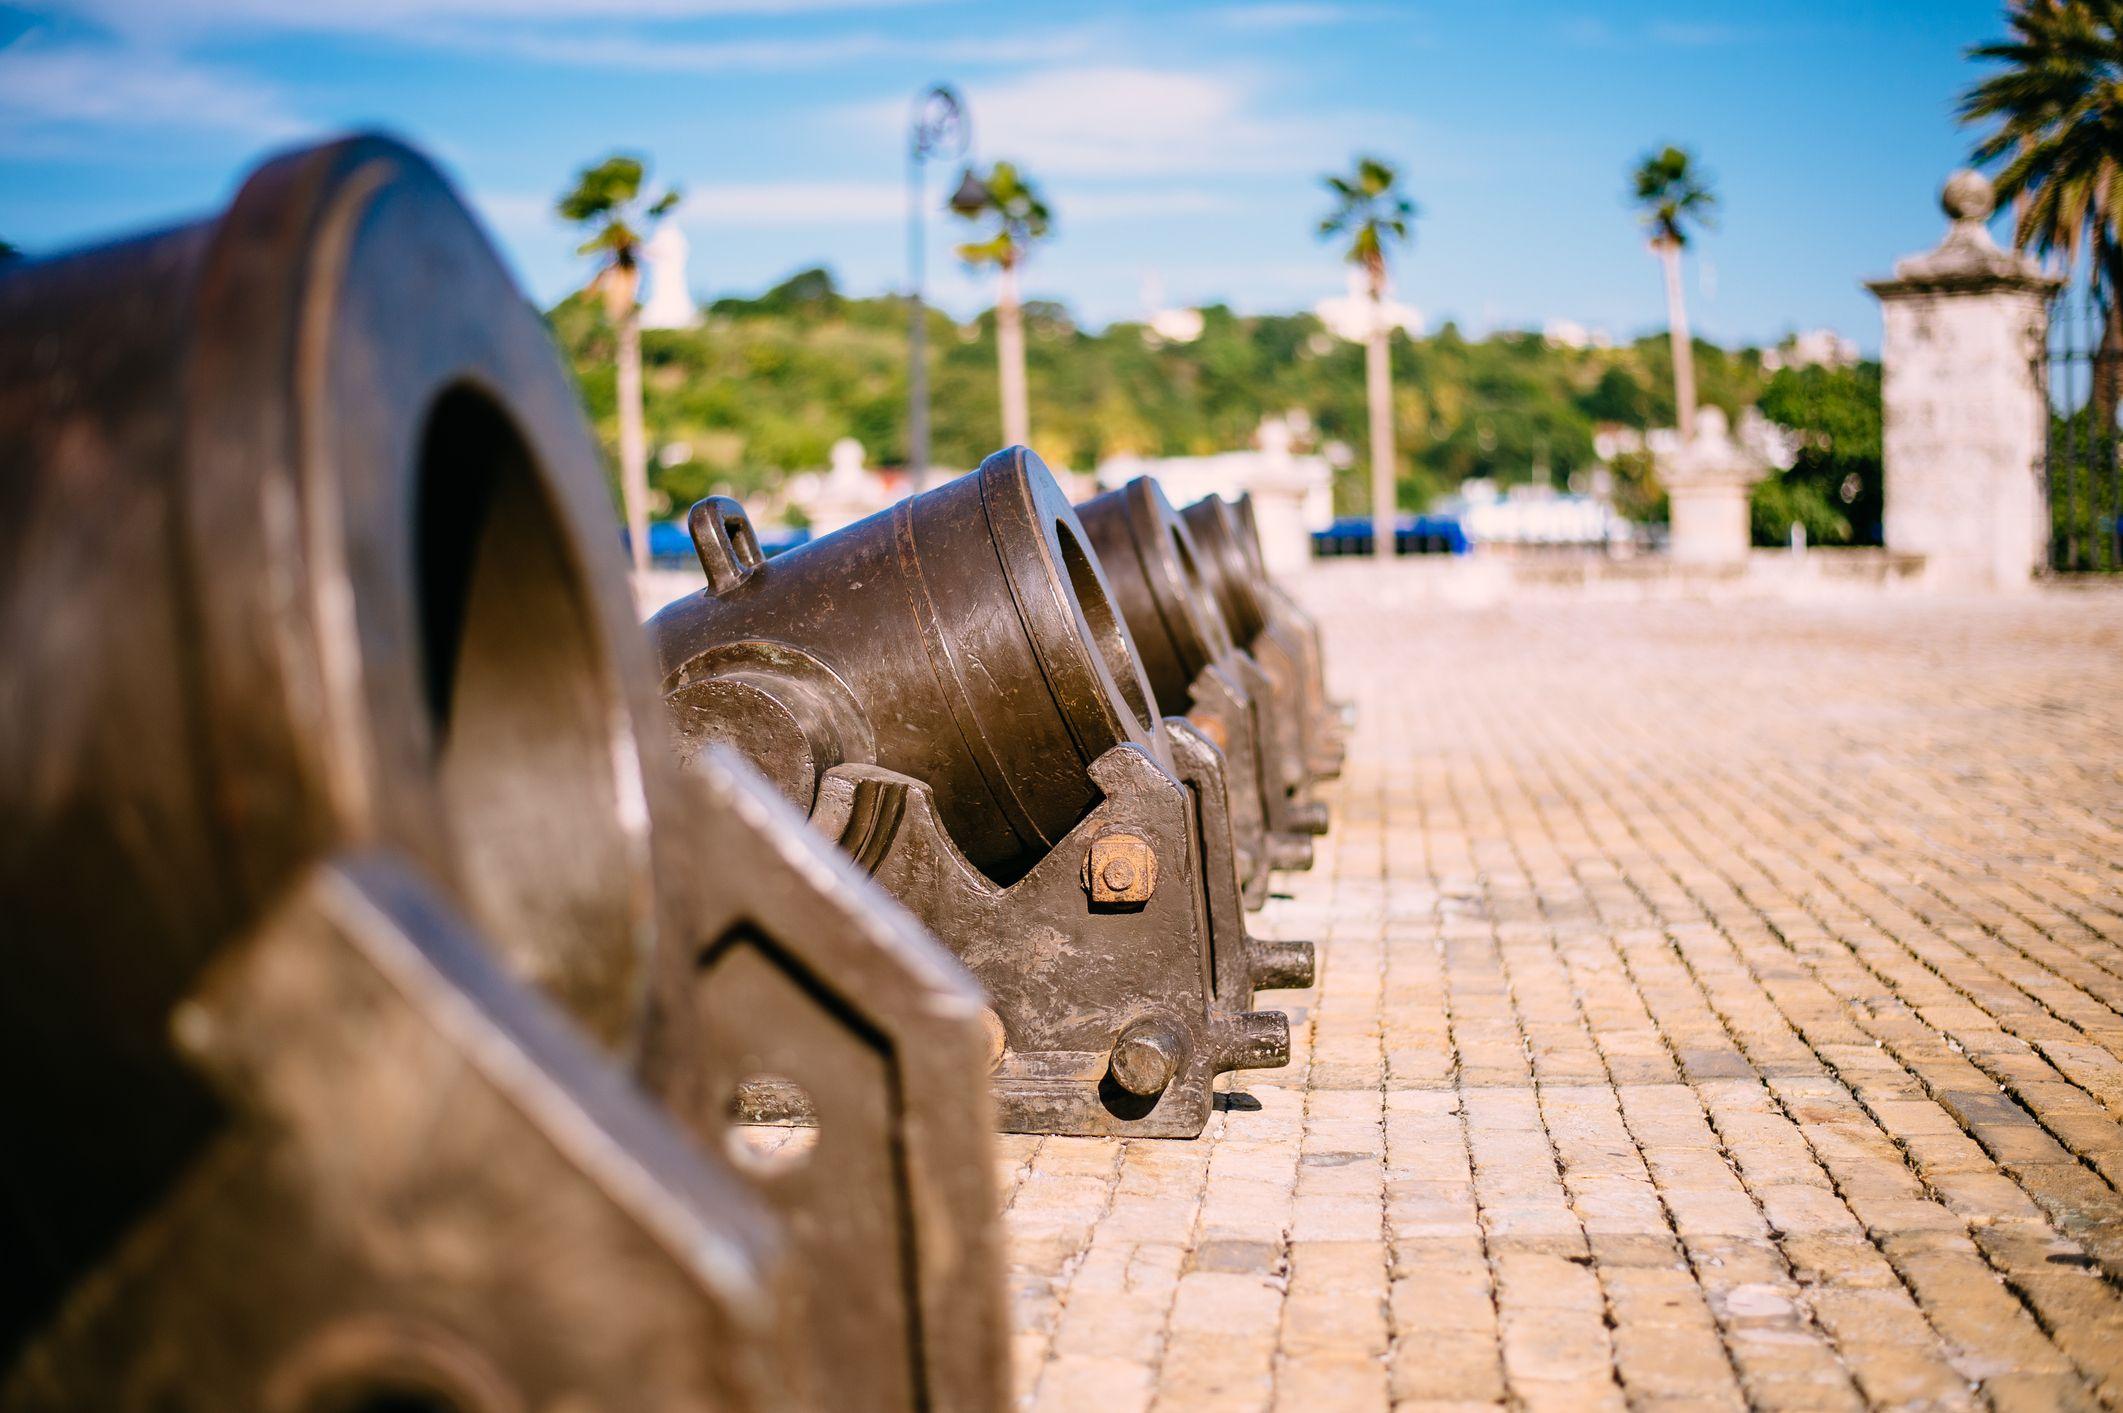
(997, 259), (1029, 449)
(1365, 271), (1396, 559)
(616, 305), (650, 573)
(1660, 240), (1697, 441)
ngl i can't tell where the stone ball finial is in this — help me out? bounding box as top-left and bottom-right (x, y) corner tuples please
(1942, 169), (1995, 223)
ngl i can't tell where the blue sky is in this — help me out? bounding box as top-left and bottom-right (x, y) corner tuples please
(1, 0), (2009, 351)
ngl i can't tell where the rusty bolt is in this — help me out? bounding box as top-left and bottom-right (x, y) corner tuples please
(1108, 1018), (1186, 1097)
(1083, 829), (1157, 906)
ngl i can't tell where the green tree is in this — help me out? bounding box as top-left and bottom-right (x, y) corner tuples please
(1962, 0), (2123, 419)
(558, 153), (680, 569)
(1318, 155), (1417, 554)
(949, 160), (1053, 450)
(1629, 146), (1717, 439)
(1752, 363), (1884, 546)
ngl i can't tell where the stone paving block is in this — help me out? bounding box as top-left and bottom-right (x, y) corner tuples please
(998, 591), (2123, 1411)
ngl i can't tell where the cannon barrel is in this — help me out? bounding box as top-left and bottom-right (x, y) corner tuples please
(1233, 491), (1347, 779)
(1077, 475), (1322, 899)
(1179, 493), (1271, 646)
(649, 447), (1163, 881)
(1074, 476), (1233, 713)
(0, 134), (1006, 1410)
(0, 133), (671, 1303)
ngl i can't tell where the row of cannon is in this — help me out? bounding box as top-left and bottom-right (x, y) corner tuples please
(0, 136), (1344, 1412)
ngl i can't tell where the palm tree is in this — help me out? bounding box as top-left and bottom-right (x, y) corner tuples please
(949, 160), (1052, 450)
(558, 154), (680, 572)
(1630, 146), (1716, 441)
(1962, 0), (2123, 421)
(1318, 156), (1416, 557)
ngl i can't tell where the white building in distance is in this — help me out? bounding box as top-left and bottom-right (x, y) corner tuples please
(640, 224), (698, 331)
(1313, 268), (1423, 343)
(1762, 328), (1859, 371)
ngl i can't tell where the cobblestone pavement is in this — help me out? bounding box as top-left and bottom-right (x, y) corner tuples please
(999, 588), (2123, 1412)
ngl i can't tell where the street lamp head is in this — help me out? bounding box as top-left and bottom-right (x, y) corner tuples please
(911, 83), (970, 162)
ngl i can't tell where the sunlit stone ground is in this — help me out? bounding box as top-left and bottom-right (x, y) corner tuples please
(999, 576), (2123, 1412)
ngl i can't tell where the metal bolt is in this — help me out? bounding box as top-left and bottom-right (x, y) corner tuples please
(1084, 829), (1157, 906)
(1215, 1010), (1291, 1073)
(169, 1001), (216, 1059)
(1108, 1019), (1186, 1097)
(978, 1006), (1008, 1072)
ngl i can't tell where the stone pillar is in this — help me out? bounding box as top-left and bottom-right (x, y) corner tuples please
(1659, 406), (1768, 566)
(1866, 171), (2060, 590)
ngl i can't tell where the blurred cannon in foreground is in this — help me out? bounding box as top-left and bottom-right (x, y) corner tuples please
(647, 450), (1292, 1138)
(1180, 495), (1338, 834)
(0, 135), (1003, 1412)
(1076, 476), (1322, 916)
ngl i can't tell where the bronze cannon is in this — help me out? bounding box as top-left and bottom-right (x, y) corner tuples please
(0, 134), (1003, 1412)
(1076, 476), (1323, 917)
(647, 451), (1291, 1137)
(1179, 495), (1336, 836)
(1231, 491), (1348, 780)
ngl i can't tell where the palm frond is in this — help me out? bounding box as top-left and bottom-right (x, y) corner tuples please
(1316, 155), (1417, 271)
(1961, 0), (2123, 273)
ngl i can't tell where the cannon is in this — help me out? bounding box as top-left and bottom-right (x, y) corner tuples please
(0, 134), (1003, 1411)
(1076, 476), (1323, 912)
(647, 450), (1292, 1137)
(1231, 491), (1348, 779)
(1178, 495), (1334, 836)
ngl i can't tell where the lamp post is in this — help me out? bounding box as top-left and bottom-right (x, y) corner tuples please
(907, 83), (969, 494)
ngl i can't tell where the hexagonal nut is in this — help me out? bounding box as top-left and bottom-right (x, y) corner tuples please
(1083, 829), (1158, 907)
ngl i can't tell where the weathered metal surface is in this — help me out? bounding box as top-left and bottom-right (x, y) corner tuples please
(654, 452), (1165, 882)
(1078, 476), (1325, 908)
(1178, 495), (1333, 836)
(6, 852), (797, 1412)
(648, 450), (1292, 1136)
(810, 745), (1286, 1137)
(1, 133), (1004, 1409)
(643, 746), (1009, 1413)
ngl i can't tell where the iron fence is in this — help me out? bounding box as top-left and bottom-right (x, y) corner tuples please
(2042, 286), (2123, 572)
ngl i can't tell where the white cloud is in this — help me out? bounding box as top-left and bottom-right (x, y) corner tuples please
(1644, 21), (1745, 46)
(63, 0), (962, 40)
(648, 180), (1236, 230)
(0, 37), (304, 141)
(879, 65), (1349, 179)
(1063, 188), (1239, 219)
(682, 180), (902, 226)
(1212, 3), (1355, 31)
(449, 23), (1095, 73)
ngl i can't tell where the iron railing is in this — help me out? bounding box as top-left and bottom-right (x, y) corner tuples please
(2042, 286), (2123, 572)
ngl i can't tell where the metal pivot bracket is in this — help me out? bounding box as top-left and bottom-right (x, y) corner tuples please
(1228, 646), (1331, 844)
(4, 851), (797, 1413)
(1162, 717), (1316, 999)
(1264, 581), (1347, 781)
(1183, 662), (1268, 906)
(811, 742), (1290, 1138)
(643, 747), (1008, 1413)
(1184, 660), (1283, 909)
